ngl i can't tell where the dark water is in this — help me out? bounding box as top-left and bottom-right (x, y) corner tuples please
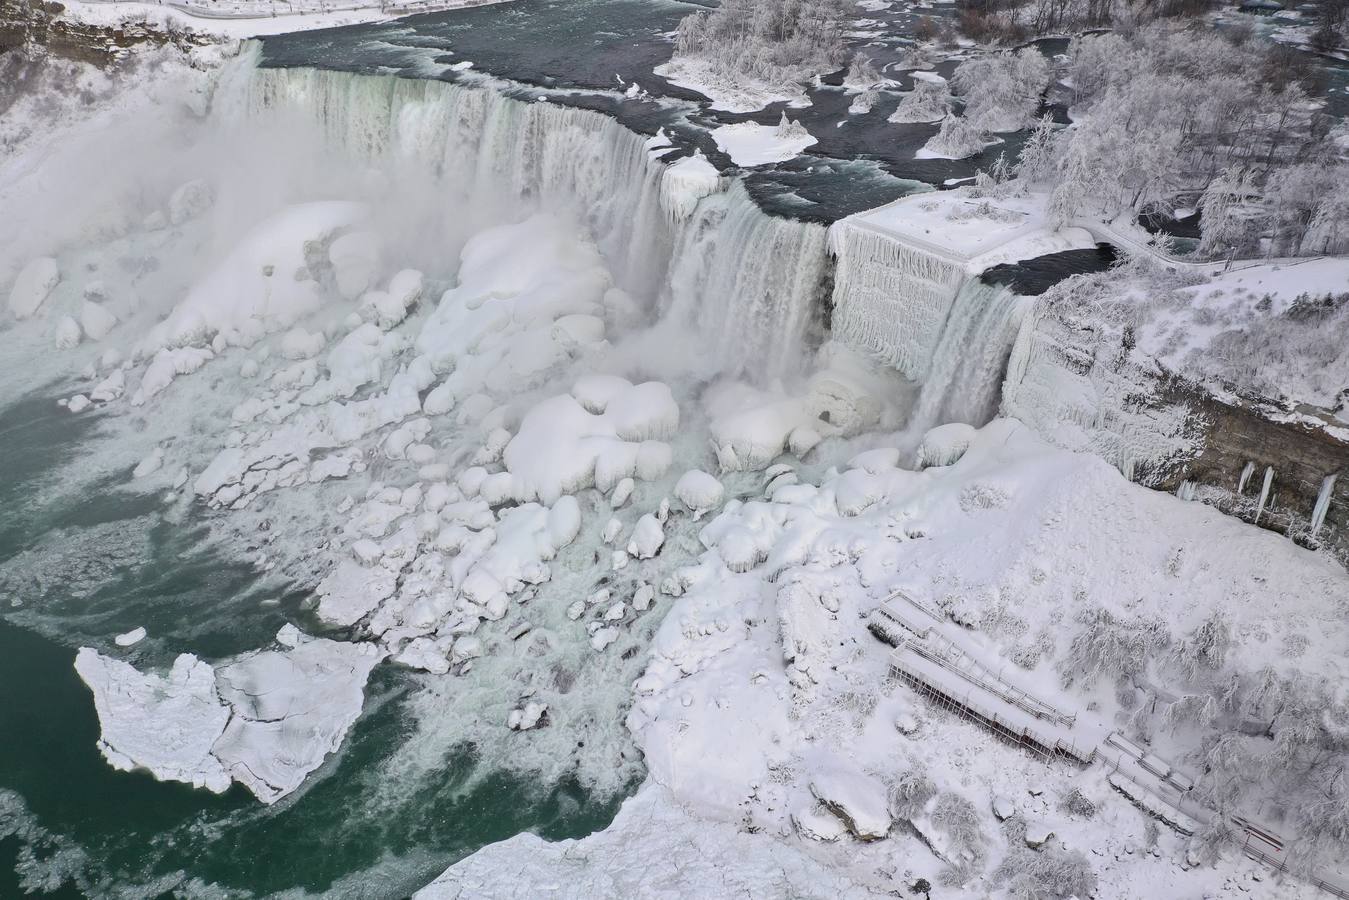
(0, 388), (628, 897)
(980, 243), (1119, 295)
(255, 0), (1021, 220)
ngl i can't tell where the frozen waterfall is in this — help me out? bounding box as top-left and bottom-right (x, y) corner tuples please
(827, 220), (967, 383)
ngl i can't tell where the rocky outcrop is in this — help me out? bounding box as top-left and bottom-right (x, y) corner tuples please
(0, 0), (208, 66)
(1004, 301), (1347, 564)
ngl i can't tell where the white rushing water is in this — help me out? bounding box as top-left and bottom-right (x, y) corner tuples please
(911, 279), (1028, 429)
(232, 52), (831, 383)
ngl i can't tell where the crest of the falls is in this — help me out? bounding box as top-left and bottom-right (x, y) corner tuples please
(219, 49), (831, 383)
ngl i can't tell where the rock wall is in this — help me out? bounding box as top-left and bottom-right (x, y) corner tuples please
(1003, 299), (1348, 563)
(0, 0), (207, 66)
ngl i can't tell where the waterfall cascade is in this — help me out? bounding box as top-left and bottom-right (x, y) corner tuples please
(227, 53), (831, 383)
(827, 218), (1031, 431)
(663, 182), (830, 380)
(911, 280), (1028, 429)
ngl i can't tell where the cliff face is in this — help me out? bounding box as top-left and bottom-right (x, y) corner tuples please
(0, 0), (207, 66)
(1004, 301), (1348, 564)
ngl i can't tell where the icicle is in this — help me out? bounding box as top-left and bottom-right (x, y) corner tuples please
(1254, 467), (1274, 524)
(1238, 461), (1255, 495)
(1176, 480), (1196, 502)
(1311, 474), (1337, 535)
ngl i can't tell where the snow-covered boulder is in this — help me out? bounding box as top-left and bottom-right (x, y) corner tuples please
(809, 771), (892, 841)
(675, 469), (724, 519)
(627, 514), (665, 560)
(54, 315), (82, 349)
(80, 300), (118, 341)
(916, 422), (977, 469)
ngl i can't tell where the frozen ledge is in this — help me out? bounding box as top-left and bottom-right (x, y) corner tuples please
(414, 784), (877, 899)
(833, 188), (1098, 276)
(75, 625), (385, 803)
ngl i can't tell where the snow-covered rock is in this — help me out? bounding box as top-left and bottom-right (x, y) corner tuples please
(809, 771), (892, 840)
(675, 469), (724, 519)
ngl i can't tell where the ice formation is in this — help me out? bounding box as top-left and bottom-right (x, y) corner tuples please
(75, 629), (384, 803)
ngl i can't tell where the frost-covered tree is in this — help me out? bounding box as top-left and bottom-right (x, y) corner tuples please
(1171, 610), (1231, 682)
(1197, 167), (1260, 260)
(1048, 23), (1334, 257)
(843, 53), (884, 91)
(671, 0), (853, 92)
(1014, 113), (1059, 184)
(950, 48), (1050, 132)
(1059, 607), (1170, 687)
(888, 79), (952, 124)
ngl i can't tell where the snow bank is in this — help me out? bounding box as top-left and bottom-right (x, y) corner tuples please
(7, 257), (59, 319)
(142, 202), (367, 352)
(709, 120), (816, 167)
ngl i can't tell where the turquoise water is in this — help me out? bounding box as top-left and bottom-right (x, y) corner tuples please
(0, 387), (631, 897)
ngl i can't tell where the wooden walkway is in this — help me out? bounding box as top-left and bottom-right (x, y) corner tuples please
(869, 590), (1349, 899)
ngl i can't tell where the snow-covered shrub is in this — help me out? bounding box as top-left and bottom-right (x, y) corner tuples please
(930, 792), (985, 883)
(1059, 607), (1170, 687)
(994, 842), (1098, 900)
(1058, 788), (1097, 818)
(889, 767), (937, 819)
(888, 79), (953, 123)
